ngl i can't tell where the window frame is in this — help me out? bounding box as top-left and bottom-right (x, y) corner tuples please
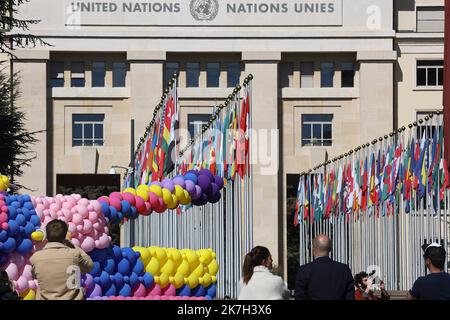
(300, 62), (314, 89)
(186, 62), (200, 88)
(92, 61), (106, 88)
(320, 62), (335, 88)
(164, 62), (179, 88)
(301, 114), (333, 147)
(227, 62), (241, 88)
(50, 61), (64, 88)
(187, 114), (211, 139)
(416, 6), (444, 33)
(341, 62), (355, 88)
(70, 61), (85, 88)
(112, 62), (127, 88)
(415, 59), (444, 89)
(207, 62), (220, 88)
(72, 114), (105, 147)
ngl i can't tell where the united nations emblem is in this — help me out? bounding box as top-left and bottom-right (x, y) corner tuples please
(189, 0), (219, 21)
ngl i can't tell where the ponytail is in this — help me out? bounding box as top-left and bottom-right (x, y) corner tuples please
(242, 246), (271, 285)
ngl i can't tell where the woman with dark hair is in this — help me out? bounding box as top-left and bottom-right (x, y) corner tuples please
(0, 270), (20, 300)
(238, 246), (290, 300)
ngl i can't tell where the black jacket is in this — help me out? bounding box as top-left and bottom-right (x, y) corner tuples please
(294, 256), (355, 300)
(0, 283), (20, 300)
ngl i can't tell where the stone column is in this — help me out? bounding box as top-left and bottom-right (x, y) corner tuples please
(357, 51), (397, 143)
(242, 52), (282, 265)
(127, 51), (166, 144)
(13, 50), (49, 196)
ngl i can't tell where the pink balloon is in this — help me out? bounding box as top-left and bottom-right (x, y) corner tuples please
(68, 222), (76, 234)
(109, 192), (123, 200)
(5, 263), (19, 280)
(1, 222), (8, 230)
(162, 284), (176, 296)
(76, 205), (88, 218)
(72, 213), (83, 224)
(122, 193), (136, 206)
(49, 203), (60, 212)
(81, 237), (95, 252)
(16, 276), (28, 292)
(28, 280), (37, 290)
(132, 283), (146, 297)
(144, 202), (152, 215)
(62, 201), (73, 210)
(50, 209), (58, 219)
(90, 201), (102, 213)
(135, 196), (146, 213)
(97, 196), (110, 205)
(59, 216), (67, 223)
(43, 216), (52, 225)
(0, 213), (7, 224)
(43, 209), (50, 216)
(62, 208), (72, 220)
(83, 219), (93, 234)
(78, 198), (89, 207)
(88, 211), (98, 222)
(46, 197), (55, 204)
(22, 265), (33, 279)
(147, 283), (162, 296)
(71, 238), (80, 247)
(0, 206), (7, 213)
(72, 194), (82, 202)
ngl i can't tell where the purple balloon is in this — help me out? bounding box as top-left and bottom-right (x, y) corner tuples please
(88, 283), (102, 298)
(84, 274), (94, 290)
(197, 175), (212, 194)
(199, 169), (214, 182)
(185, 180), (196, 195)
(173, 177), (186, 189)
(214, 175), (224, 190)
(150, 181), (162, 187)
(191, 185), (203, 200)
(186, 170), (199, 176)
(209, 193), (221, 204)
(161, 179), (175, 193)
(209, 183), (219, 197)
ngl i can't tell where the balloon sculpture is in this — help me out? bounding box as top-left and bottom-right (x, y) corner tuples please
(0, 172), (220, 300)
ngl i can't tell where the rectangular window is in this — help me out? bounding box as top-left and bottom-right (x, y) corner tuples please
(72, 114), (105, 147)
(321, 62), (334, 88)
(187, 114), (211, 139)
(92, 61), (105, 87)
(71, 62), (85, 87)
(164, 62), (179, 88)
(186, 62), (200, 88)
(113, 62), (126, 87)
(416, 60), (443, 87)
(50, 61), (64, 87)
(341, 63), (355, 88)
(300, 62), (314, 88)
(302, 114), (333, 147)
(207, 62), (220, 88)
(227, 62), (240, 88)
(417, 6), (444, 33)
(281, 62), (294, 88)
(416, 112), (443, 140)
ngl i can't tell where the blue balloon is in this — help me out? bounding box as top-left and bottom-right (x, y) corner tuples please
(177, 284), (192, 297)
(122, 247), (137, 264)
(129, 272), (139, 288)
(30, 215), (41, 227)
(0, 230), (8, 242)
(16, 239), (33, 254)
(21, 207), (30, 220)
(103, 258), (116, 274)
(118, 283), (132, 297)
(121, 201), (131, 216)
(24, 202), (34, 210)
(7, 206), (17, 219)
(184, 173), (198, 184)
(117, 258), (131, 276)
(21, 195), (31, 203)
(104, 283), (117, 297)
(192, 285), (206, 297)
(90, 261), (102, 277)
(141, 273), (154, 288)
(99, 271), (111, 289)
(7, 220), (19, 236)
(129, 206), (138, 220)
(205, 295), (212, 300)
(15, 214), (26, 226)
(132, 259), (144, 275)
(11, 201), (20, 209)
(100, 201), (110, 217)
(109, 206), (117, 222)
(112, 245), (122, 262)
(113, 273), (124, 288)
(1, 237), (17, 253)
(23, 222), (35, 237)
(116, 211), (123, 223)
(206, 283), (217, 298)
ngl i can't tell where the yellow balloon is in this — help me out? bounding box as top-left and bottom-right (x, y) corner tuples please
(160, 259), (175, 276)
(192, 263), (205, 278)
(133, 247), (151, 265)
(170, 249), (182, 264)
(136, 189), (149, 202)
(177, 260), (190, 276)
(211, 275), (217, 283)
(149, 185), (163, 198)
(31, 230), (45, 242)
(145, 257), (160, 275)
(162, 188), (172, 205)
(170, 273), (185, 289)
(155, 247), (168, 265)
(208, 259), (219, 276)
(199, 273), (212, 287)
(184, 273), (199, 289)
(158, 273), (170, 288)
(123, 188), (136, 195)
(179, 190), (191, 205)
(167, 195), (178, 209)
(137, 184), (150, 192)
(174, 185), (185, 200)
(20, 289), (36, 300)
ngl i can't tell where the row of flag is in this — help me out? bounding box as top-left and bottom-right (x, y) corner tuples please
(125, 80), (179, 187)
(294, 119), (450, 226)
(177, 85), (251, 181)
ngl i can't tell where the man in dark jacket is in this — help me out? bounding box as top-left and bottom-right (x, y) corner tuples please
(295, 234), (355, 300)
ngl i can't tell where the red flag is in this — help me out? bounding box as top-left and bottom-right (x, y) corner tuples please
(237, 94), (250, 178)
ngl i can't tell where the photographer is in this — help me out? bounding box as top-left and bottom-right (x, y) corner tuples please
(354, 271), (390, 300)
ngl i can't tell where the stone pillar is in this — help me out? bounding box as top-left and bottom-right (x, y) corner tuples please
(13, 50), (49, 196)
(242, 52), (282, 265)
(357, 51), (396, 143)
(127, 51), (166, 144)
